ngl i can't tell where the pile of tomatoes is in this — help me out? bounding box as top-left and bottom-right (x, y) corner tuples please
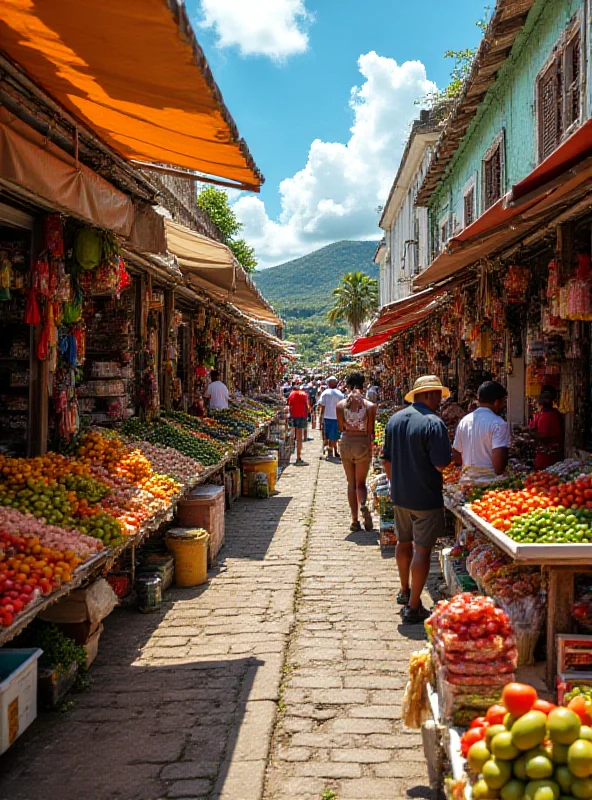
(0, 532), (82, 627)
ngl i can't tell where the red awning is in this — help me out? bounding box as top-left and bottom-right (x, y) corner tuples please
(351, 297), (446, 355)
(414, 120), (592, 289)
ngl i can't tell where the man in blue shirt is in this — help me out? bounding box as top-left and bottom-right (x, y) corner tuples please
(382, 375), (452, 624)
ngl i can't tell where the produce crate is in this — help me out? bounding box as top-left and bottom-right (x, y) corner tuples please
(38, 662), (78, 709)
(176, 484), (225, 565)
(0, 648), (42, 754)
(557, 634), (592, 673)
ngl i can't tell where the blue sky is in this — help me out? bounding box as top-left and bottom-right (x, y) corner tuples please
(189, 0), (487, 267)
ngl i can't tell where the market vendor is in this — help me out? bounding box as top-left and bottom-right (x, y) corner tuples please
(452, 381), (510, 483)
(528, 385), (564, 470)
(204, 370), (229, 411)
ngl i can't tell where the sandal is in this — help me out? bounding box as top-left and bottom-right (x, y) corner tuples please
(402, 603), (431, 624)
(360, 505), (373, 531)
(350, 521), (362, 532)
(397, 588), (411, 606)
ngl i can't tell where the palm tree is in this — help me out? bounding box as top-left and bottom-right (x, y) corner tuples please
(327, 271), (378, 337)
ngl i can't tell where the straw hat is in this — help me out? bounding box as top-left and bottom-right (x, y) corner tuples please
(404, 375), (450, 403)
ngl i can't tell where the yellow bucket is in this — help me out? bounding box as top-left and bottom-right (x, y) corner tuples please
(242, 454), (278, 497)
(165, 528), (209, 587)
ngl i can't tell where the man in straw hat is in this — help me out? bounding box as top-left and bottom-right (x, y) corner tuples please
(382, 375), (452, 624)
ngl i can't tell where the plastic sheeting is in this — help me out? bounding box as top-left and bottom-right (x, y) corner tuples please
(0, 109), (133, 235)
(0, 0), (263, 189)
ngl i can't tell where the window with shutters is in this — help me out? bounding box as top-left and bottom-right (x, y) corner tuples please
(536, 20), (582, 162)
(482, 132), (505, 211)
(462, 174), (477, 228)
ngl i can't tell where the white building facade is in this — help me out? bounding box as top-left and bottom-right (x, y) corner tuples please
(376, 113), (441, 308)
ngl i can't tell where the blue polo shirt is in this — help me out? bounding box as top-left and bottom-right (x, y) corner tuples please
(382, 403), (451, 511)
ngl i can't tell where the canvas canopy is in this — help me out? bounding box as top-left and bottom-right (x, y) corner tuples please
(0, 108), (133, 234)
(164, 220), (281, 327)
(0, 0), (263, 190)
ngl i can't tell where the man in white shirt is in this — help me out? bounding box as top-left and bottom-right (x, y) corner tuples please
(452, 381), (510, 482)
(205, 370), (229, 411)
(318, 376), (344, 459)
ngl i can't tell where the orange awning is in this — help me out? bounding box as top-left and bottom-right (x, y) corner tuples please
(414, 121), (592, 289)
(0, 0), (263, 190)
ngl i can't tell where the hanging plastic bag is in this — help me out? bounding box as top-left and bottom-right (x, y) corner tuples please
(62, 290), (83, 324)
(0, 255), (12, 301)
(24, 288), (41, 325)
(44, 213), (64, 258)
(59, 333), (78, 367)
(75, 227), (102, 271)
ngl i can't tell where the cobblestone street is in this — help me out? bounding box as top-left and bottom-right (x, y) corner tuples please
(0, 432), (432, 800)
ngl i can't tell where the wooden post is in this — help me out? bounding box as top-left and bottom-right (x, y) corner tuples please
(546, 566), (576, 690)
(162, 287), (174, 409)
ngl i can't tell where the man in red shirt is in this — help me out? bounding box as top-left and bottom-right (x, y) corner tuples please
(287, 379), (309, 465)
(529, 385), (564, 470)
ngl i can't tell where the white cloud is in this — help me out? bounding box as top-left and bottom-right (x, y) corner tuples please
(234, 52), (437, 268)
(198, 0), (311, 60)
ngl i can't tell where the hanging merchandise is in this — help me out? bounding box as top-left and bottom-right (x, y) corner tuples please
(75, 227), (103, 271)
(33, 255), (50, 296)
(0, 252), (12, 301)
(44, 213), (65, 258)
(504, 265), (530, 303)
(24, 287), (41, 325)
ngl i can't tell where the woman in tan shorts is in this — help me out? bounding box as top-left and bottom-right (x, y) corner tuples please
(336, 372), (377, 532)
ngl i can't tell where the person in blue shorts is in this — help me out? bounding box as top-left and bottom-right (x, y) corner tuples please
(318, 376), (344, 459)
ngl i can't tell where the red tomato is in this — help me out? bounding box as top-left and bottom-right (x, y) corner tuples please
(568, 695), (592, 725)
(532, 699), (557, 715)
(462, 727), (486, 750)
(486, 704), (508, 725)
(470, 717), (488, 729)
(501, 683), (538, 717)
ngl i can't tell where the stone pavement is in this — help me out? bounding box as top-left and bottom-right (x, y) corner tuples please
(264, 443), (434, 800)
(0, 431), (433, 800)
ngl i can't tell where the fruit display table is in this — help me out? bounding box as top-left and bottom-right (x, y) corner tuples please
(0, 405), (284, 647)
(461, 506), (592, 689)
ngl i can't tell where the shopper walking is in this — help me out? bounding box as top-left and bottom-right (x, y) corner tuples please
(452, 380), (510, 483)
(382, 375), (452, 624)
(336, 372), (377, 532)
(204, 370), (229, 411)
(287, 379), (309, 465)
(306, 380), (318, 431)
(318, 376), (344, 459)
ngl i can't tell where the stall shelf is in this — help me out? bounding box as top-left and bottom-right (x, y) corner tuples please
(0, 551), (108, 648)
(0, 411), (283, 647)
(461, 505), (592, 688)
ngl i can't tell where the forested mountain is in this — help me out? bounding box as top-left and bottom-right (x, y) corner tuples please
(255, 240), (379, 365)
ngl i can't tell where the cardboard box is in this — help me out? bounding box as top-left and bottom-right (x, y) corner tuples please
(84, 623), (104, 669)
(39, 579), (118, 624)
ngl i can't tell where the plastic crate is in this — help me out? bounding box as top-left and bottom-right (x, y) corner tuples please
(0, 648), (42, 754)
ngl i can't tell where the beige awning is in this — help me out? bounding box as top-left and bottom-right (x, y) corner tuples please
(164, 219), (281, 326)
(0, 108), (133, 234)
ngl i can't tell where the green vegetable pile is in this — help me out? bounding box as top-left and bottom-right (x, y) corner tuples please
(76, 511), (124, 547)
(122, 418), (225, 466)
(59, 474), (110, 503)
(565, 686), (592, 704)
(508, 508), (592, 544)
